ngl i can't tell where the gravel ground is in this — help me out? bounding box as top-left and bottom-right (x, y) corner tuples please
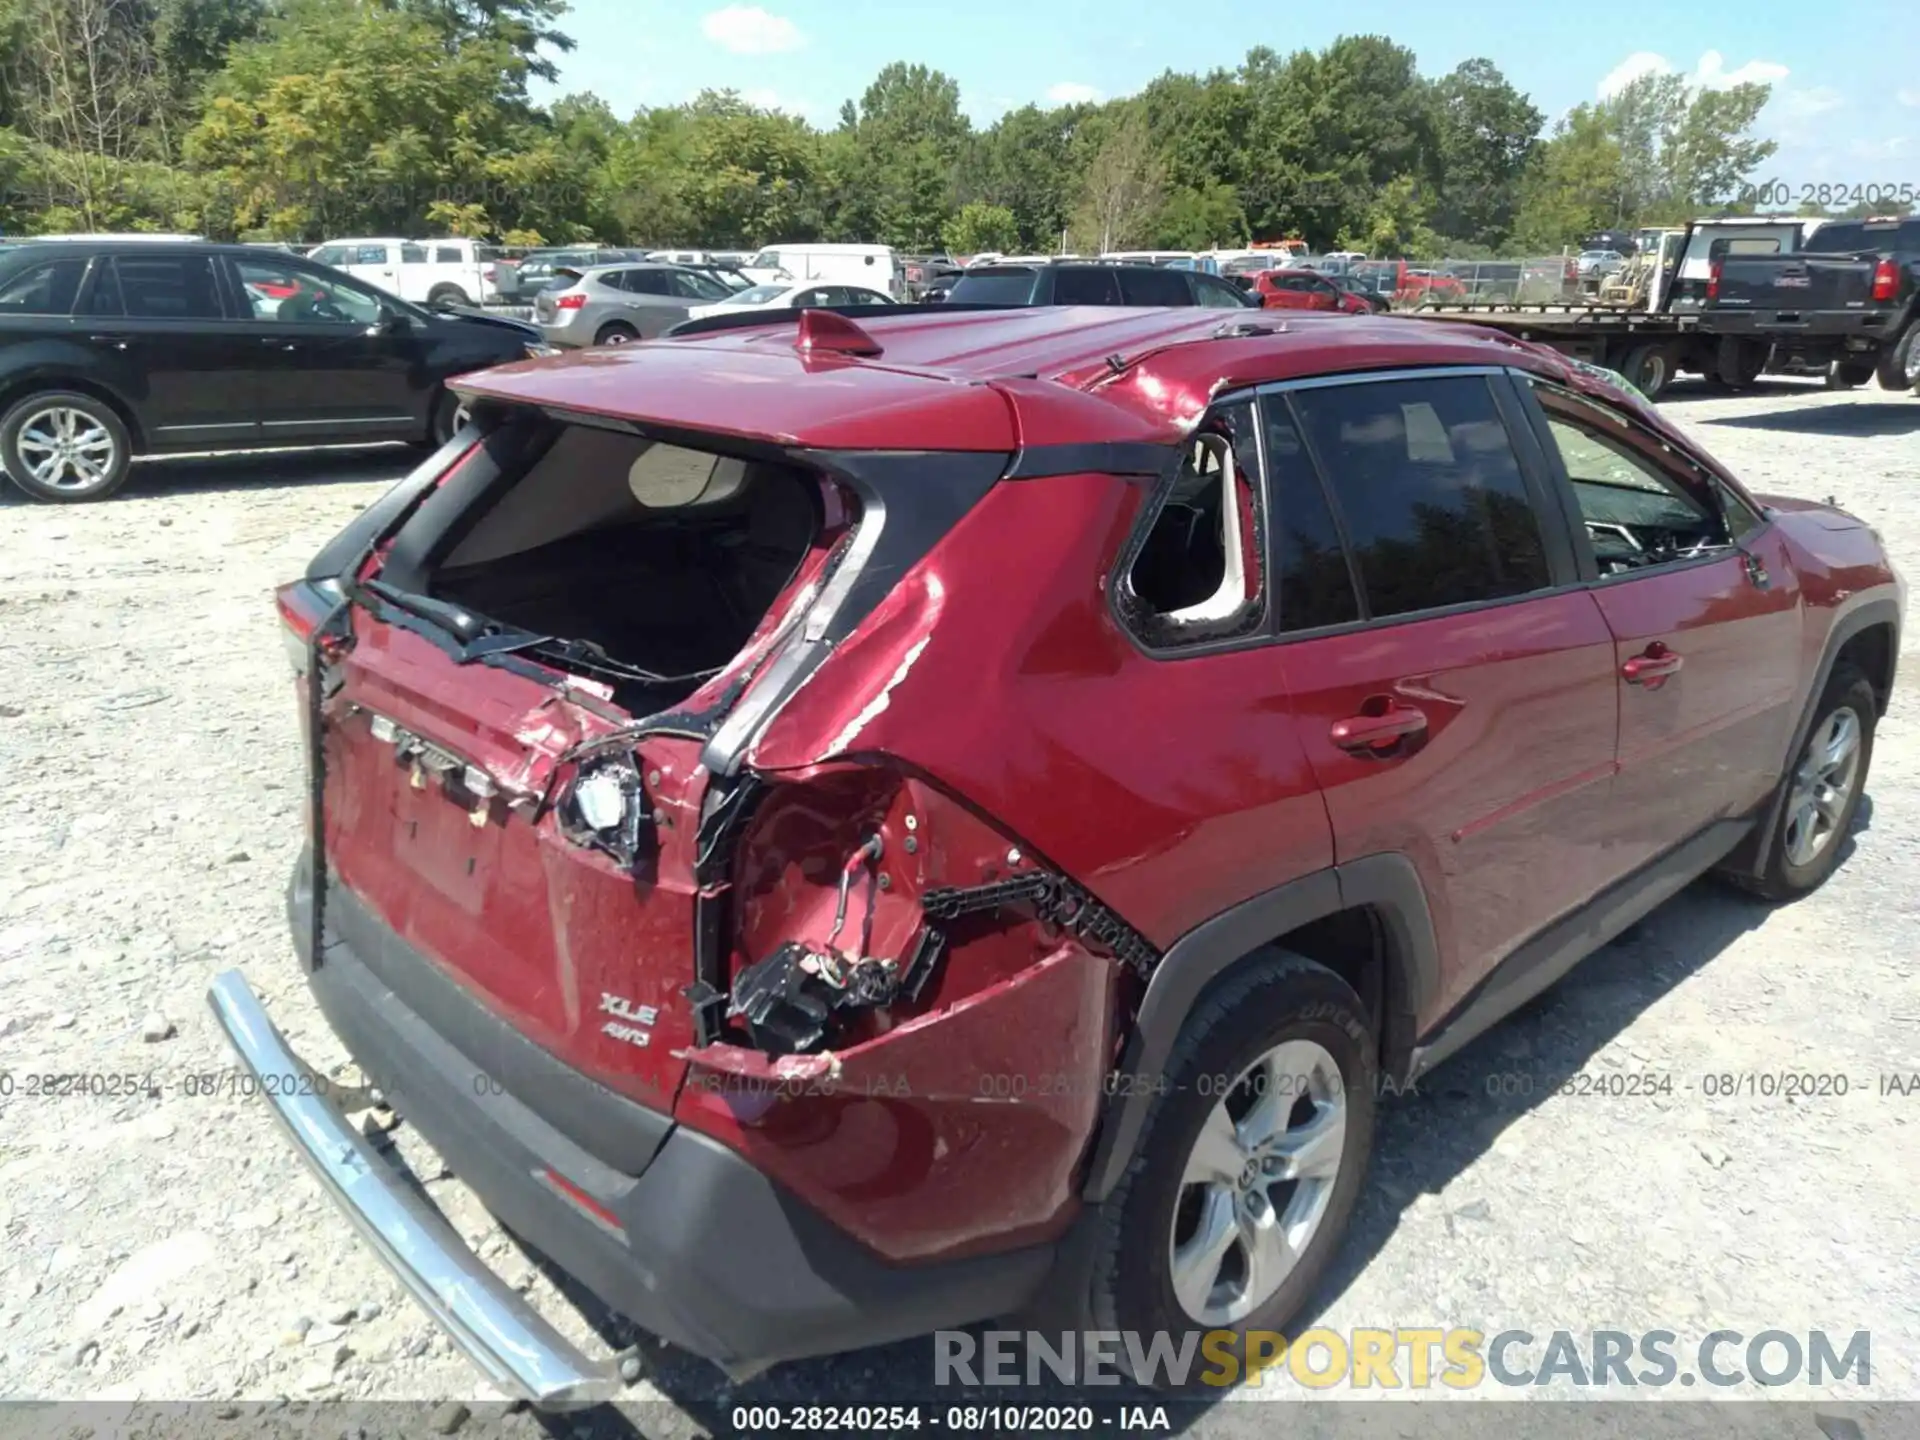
(1, 380), (1917, 1435)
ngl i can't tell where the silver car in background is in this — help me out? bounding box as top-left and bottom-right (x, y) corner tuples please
(534, 263), (738, 347)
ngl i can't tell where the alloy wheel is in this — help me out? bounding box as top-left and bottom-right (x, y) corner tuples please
(1168, 1038), (1348, 1326)
(1783, 707), (1862, 867)
(15, 406), (117, 493)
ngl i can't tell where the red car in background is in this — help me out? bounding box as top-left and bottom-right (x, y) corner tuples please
(1250, 268), (1373, 313)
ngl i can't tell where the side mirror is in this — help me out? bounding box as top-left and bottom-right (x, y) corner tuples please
(376, 307), (411, 334)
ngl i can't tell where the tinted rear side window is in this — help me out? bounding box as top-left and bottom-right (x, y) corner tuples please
(1290, 375), (1550, 619)
(947, 270), (1039, 304)
(1263, 400), (1360, 631)
(110, 256), (223, 320)
(1052, 267), (1123, 305)
(0, 255), (88, 314)
(1116, 266), (1192, 306)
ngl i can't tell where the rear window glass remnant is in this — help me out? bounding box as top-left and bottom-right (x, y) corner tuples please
(1122, 398), (1265, 647)
(1264, 401), (1361, 631)
(1290, 375), (1550, 619)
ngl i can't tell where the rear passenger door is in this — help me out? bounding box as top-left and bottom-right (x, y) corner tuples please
(1267, 370), (1622, 1023)
(80, 253), (260, 445)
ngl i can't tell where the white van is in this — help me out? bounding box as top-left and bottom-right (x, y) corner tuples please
(743, 243), (900, 297)
(307, 237), (503, 306)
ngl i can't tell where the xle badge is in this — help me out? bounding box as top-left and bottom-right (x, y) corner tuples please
(599, 992), (658, 1049)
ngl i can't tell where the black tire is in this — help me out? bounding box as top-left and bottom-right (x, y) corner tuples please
(1621, 343), (1676, 400)
(0, 390), (133, 503)
(595, 321), (639, 346)
(1723, 662), (1876, 902)
(1877, 326), (1917, 392)
(1091, 951), (1376, 1386)
(427, 283), (472, 308)
(1715, 337), (1766, 388)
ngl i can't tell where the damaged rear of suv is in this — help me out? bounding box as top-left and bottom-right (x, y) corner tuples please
(211, 305), (1899, 1405)
(212, 310), (1191, 1404)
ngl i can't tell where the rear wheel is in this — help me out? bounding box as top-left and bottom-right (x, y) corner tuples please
(1715, 337), (1767, 389)
(1621, 342), (1676, 399)
(0, 390), (133, 503)
(1091, 952), (1376, 1383)
(595, 321), (640, 346)
(1723, 663), (1876, 901)
(1877, 326), (1917, 392)
(427, 388), (471, 447)
(427, 283), (473, 308)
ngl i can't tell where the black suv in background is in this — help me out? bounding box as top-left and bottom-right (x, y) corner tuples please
(945, 260), (1257, 309)
(0, 240), (545, 502)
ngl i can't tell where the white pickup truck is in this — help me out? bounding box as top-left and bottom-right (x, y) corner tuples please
(304, 237), (503, 307)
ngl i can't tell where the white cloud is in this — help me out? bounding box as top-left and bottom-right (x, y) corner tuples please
(1779, 86), (1845, 119)
(1899, 89), (1920, 107)
(1690, 50), (1790, 89)
(1597, 49), (1789, 100)
(1598, 52), (1671, 99)
(700, 5), (803, 55)
(1045, 81), (1102, 106)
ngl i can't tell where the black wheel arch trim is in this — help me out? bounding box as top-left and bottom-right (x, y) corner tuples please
(1728, 592), (1901, 880)
(1079, 853), (1439, 1203)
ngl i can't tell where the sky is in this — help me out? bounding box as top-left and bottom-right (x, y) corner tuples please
(534, 0), (1918, 193)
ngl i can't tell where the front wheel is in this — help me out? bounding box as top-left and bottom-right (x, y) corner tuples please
(0, 391), (133, 503)
(595, 321), (640, 346)
(427, 283), (473, 308)
(1091, 952), (1376, 1382)
(427, 388), (471, 447)
(1724, 662), (1876, 901)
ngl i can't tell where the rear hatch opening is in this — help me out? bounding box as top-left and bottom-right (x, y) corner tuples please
(410, 420), (844, 718)
(305, 411), (860, 1113)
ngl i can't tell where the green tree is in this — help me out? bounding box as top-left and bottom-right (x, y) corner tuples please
(1069, 104), (1162, 252)
(1155, 180), (1246, 249)
(1665, 82), (1776, 206)
(676, 89), (821, 246)
(188, 0), (559, 239)
(941, 200), (1017, 254)
(833, 62), (968, 247)
(962, 101), (1084, 249)
(1429, 58), (1540, 247)
(1511, 104), (1627, 251)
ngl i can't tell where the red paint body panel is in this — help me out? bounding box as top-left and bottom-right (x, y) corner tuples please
(1590, 537), (1804, 872)
(749, 472), (1338, 950)
(673, 942), (1116, 1262)
(1276, 593), (1622, 1024)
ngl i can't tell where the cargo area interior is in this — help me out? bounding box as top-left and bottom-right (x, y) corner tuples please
(426, 422), (825, 712)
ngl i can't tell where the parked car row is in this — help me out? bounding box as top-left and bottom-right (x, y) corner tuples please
(0, 239), (548, 502)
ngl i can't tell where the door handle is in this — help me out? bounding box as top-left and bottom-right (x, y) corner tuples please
(89, 333), (134, 350)
(1330, 703), (1428, 753)
(1623, 643), (1683, 685)
(260, 337), (300, 351)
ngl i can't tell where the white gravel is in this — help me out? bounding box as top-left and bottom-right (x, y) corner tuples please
(1, 380), (1917, 1430)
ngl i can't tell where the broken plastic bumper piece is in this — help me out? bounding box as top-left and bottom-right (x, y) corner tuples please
(204, 969), (630, 1410)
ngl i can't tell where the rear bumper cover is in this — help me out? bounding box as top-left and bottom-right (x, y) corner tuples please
(214, 849), (1053, 1391)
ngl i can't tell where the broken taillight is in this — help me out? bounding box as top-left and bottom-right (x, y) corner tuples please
(275, 580), (338, 677)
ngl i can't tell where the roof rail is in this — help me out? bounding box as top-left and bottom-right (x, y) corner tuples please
(662, 301), (1025, 340)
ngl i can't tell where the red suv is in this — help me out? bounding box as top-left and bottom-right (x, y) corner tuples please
(1250, 267), (1372, 314)
(213, 305), (1902, 1405)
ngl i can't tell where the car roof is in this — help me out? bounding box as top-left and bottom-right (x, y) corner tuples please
(456, 305), (1609, 455)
